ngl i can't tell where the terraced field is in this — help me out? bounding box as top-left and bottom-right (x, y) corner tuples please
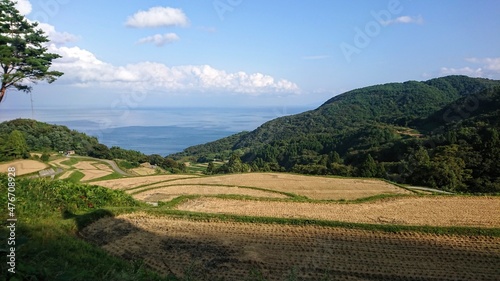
(82, 213), (500, 281)
(85, 172), (500, 280)
(175, 196), (500, 227)
(93, 172), (411, 201)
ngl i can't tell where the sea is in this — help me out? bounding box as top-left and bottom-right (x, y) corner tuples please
(1, 106), (313, 156)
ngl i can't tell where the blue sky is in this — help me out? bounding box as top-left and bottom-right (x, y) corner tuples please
(2, 0), (500, 111)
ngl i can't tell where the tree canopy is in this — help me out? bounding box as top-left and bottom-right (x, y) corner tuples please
(0, 0), (63, 103)
(172, 76), (500, 193)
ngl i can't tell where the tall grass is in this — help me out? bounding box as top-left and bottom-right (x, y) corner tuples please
(0, 174), (173, 281)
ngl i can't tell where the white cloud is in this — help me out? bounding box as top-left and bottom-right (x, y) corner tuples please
(440, 67), (484, 78)
(126, 7), (189, 28)
(36, 22), (79, 45)
(382, 15), (424, 26)
(14, 0), (32, 15)
(48, 45), (300, 95)
(137, 33), (180, 46)
(466, 57), (500, 72)
(441, 57), (500, 79)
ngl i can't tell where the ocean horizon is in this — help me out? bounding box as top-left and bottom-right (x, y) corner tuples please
(1, 106), (313, 156)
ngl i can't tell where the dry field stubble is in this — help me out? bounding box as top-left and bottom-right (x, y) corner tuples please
(81, 213), (500, 281)
(92, 175), (200, 190)
(0, 159), (49, 175)
(133, 185), (288, 202)
(73, 161), (114, 181)
(176, 196), (500, 228)
(153, 173), (411, 200)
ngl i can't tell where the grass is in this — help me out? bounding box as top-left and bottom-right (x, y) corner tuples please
(0, 174), (174, 281)
(66, 170), (85, 183)
(1, 172), (498, 281)
(60, 157), (80, 166)
(88, 172), (125, 182)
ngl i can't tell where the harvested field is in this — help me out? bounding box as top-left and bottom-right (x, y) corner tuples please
(73, 161), (113, 181)
(154, 173), (411, 200)
(133, 185), (288, 202)
(93, 175), (200, 190)
(0, 160), (49, 176)
(81, 213), (500, 281)
(129, 167), (157, 176)
(176, 196), (500, 228)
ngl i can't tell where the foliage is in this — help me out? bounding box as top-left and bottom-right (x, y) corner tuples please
(0, 174), (173, 281)
(0, 119), (187, 171)
(174, 76), (500, 193)
(0, 129), (29, 160)
(0, 0), (63, 103)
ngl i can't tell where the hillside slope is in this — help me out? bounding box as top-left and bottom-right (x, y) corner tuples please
(172, 76), (500, 193)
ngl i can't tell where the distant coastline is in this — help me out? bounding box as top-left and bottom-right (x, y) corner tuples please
(1, 106), (312, 156)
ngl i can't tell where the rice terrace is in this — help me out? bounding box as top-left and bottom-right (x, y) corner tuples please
(88, 170), (499, 280)
(0, 153), (500, 280)
(1, 1), (500, 279)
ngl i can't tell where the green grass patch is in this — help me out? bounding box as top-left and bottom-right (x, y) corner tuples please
(88, 172), (125, 182)
(60, 157), (80, 166)
(0, 175), (173, 281)
(66, 170), (85, 183)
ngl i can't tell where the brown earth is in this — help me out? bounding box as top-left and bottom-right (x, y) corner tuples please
(176, 196), (500, 228)
(81, 213), (500, 281)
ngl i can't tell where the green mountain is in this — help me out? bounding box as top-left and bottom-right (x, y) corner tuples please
(0, 119), (187, 173)
(172, 76), (500, 193)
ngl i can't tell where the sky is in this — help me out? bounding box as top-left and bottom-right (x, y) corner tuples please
(1, 0), (500, 112)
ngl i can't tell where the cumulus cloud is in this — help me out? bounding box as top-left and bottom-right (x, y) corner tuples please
(382, 15), (424, 26)
(48, 45), (300, 95)
(36, 22), (79, 45)
(14, 0), (32, 15)
(441, 57), (500, 79)
(126, 7), (189, 28)
(137, 33), (180, 46)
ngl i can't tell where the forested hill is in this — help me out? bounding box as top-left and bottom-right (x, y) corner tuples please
(172, 75), (500, 193)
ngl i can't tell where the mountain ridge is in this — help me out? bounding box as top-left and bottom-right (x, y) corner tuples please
(172, 75), (500, 193)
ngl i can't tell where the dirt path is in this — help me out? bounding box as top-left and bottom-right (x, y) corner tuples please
(81, 213), (500, 281)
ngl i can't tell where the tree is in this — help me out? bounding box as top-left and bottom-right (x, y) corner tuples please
(3, 130), (29, 159)
(358, 154), (377, 178)
(0, 0), (63, 103)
